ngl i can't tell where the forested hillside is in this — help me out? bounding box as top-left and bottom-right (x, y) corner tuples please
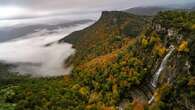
(60, 11), (150, 65)
(0, 11), (195, 110)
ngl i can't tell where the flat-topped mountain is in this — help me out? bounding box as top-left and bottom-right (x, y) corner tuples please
(60, 11), (149, 65)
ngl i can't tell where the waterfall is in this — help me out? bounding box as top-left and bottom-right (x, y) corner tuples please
(119, 106), (123, 110)
(148, 96), (155, 104)
(151, 45), (175, 88)
(148, 45), (175, 104)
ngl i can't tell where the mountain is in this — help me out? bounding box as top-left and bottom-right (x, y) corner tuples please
(70, 11), (195, 109)
(60, 11), (150, 65)
(125, 3), (195, 16)
(125, 6), (172, 16)
(172, 2), (195, 9)
(191, 6), (195, 11)
(59, 10), (195, 109)
(0, 19), (93, 43)
(0, 10), (195, 110)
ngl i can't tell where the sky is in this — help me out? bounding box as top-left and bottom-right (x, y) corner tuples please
(0, 0), (194, 19)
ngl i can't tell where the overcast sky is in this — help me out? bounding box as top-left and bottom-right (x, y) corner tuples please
(1, 0), (194, 9)
(0, 0), (194, 19)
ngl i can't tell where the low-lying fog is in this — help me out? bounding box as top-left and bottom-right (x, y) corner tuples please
(0, 13), (99, 77)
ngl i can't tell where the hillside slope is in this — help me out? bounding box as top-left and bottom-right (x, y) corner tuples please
(60, 11), (149, 65)
(63, 10), (195, 109)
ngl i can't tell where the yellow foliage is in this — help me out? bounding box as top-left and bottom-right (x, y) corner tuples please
(149, 35), (160, 44)
(141, 38), (148, 48)
(85, 103), (116, 110)
(112, 84), (119, 97)
(178, 40), (189, 52)
(154, 44), (166, 57)
(158, 47), (166, 56)
(149, 32), (160, 43)
(191, 24), (195, 30)
(155, 84), (171, 102)
(188, 77), (195, 86)
(79, 87), (89, 96)
(89, 92), (102, 103)
(154, 91), (160, 103)
(72, 84), (80, 90)
(101, 106), (116, 110)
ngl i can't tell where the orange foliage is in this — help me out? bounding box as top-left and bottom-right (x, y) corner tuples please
(85, 104), (95, 109)
(78, 38), (136, 75)
(132, 99), (145, 110)
(85, 53), (117, 68)
(107, 74), (115, 81)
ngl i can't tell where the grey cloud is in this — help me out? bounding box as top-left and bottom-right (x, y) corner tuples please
(0, 0), (194, 20)
(1, 0), (194, 10)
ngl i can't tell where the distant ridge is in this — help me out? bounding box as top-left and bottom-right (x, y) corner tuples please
(125, 6), (173, 16)
(125, 4), (195, 16)
(191, 6), (195, 11)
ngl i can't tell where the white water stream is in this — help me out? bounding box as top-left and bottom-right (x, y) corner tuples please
(151, 45), (175, 88)
(148, 45), (175, 104)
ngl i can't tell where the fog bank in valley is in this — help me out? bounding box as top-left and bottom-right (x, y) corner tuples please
(0, 22), (94, 77)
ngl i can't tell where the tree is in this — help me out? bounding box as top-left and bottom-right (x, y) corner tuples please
(178, 40), (189, 52)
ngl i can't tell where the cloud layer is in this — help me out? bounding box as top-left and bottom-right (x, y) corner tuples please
(0, 22), (94, 77)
